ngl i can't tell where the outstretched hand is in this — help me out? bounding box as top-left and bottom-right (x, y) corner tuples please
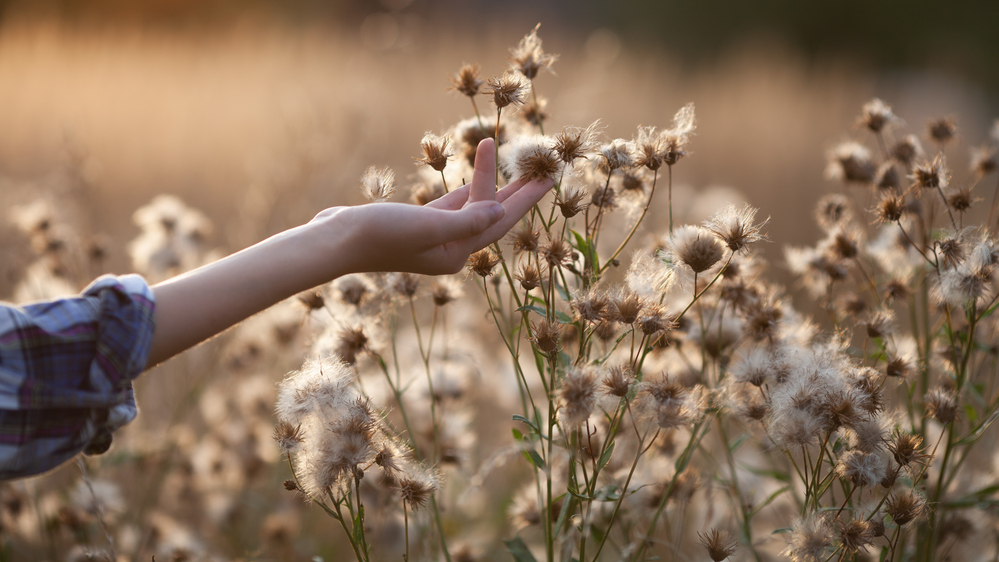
(316, 138), (554, 275)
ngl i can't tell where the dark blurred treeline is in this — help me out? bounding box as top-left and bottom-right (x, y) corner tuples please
(2, 0), (997, 96)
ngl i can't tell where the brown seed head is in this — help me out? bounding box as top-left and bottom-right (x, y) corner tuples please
(836, 518), (875, 554)
(945, 185), (975, 212)
(815, 193), (854, 230)
(508, 224), (540, 254)
(858, 98), (897, 133)
(610, 290), (644, 324)
(826, 141), (875, 184)
(553, 121), (599, 165)
(927, 117), (957, 145)
(398, 468), (440, 511)
(530, 318), (562, 355)
(634, 126), (667, 171)
(888, 430), (930, 467)
(273, 421), (303, 453)
(297, 290), (325, 311)
(863, 308), (894, 339)
(360, 166), (396, 202)
(520, 96), (549, 127)
(390, 272), (421, 298)
(670, 225), (724, 274)
(885, 354), (913, 378)
(590, 184), (617, 210)
(431, 279), (461, 307)
(704, 203), (768, 253)
(885, 490), (925, 526)
(598, 139), (634, 172)
(571, 289), (611, 323)
(925, 388), (958, 424)
(515, 263), (542, 291)
(515, 144), (562, 182)
(558, 367), (599, 427)
(336, 326), (369, 365)
(449, 64), (483, 97)
(415, 132), (453, 172)
(555, 183), (589, 218)
(697, 529), (739, 561)
(911, 155), (949, 190)
(971, 145), (997, 177)
(892, 134), (923, 166)
(509, 25), (558, 80)
(540, 237), (572, 268)
(637, 303), (676, 337)
(874, 161), (901, 190)
(602, 365), (633, 398)
(875, 192), (906, 223)
(283, 479), (299, 491)
(467, 248), (502, 277)
(486, 71), (530, 110)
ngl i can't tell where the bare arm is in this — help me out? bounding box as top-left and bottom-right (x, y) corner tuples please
(146, 139), (551, 368)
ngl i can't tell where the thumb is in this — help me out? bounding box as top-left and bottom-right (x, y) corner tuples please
(429, 201), (505, 245)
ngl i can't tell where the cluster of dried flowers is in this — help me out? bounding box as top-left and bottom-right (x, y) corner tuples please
(4, 25), (999, 562)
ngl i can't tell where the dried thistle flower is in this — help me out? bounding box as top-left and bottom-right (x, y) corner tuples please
(553, 121), (600, 166)
(887, 430), (930, 467)
(662, 103), (696, 166)
(540, 237), (573, 268)
(668, 225), (724, 274)
(815, 193), (854, 230)
(835, 449), (886, 487)
(911, 155), (949, 190)
(874, 191), (906, 223)
(945, 185), (975, 212)
(414, 132), (453, 172)
(885, 353), (913, 378)
(874, 161), (900, 190)
(609, 289), (644, 324)
(398, 465), (440, 511)
(374, 443), (403, 475)
(501, 135), (562, 181)
(508, 223), (540, 254)
(467, 248), (502, 277)
(927, 117), (957, 145)
(784, 514), (833, 562)
(891, 134), (923, 166)
(697, 529), (739, 561)
(515, 263), (542, 291)
(863, 308), (894, 339)
(449, 63), (484, 97)
(925, 388), (958, 424)
(389, 272), (421, 298)
(602, 365), (633, 398)
(273, 421), (303, 453)
(704, 203), (768, 253)
(970, 145), (997, 176)
(836, 518), (876, 554)
(431, 278), (463, 307)
(360, 166), (396, 202)
(590, 185), (617, 210)
(555, 182), (589, 218)
(637, 303), (676, 337)
(336, 326), (369, 365)
(885, 490), (926, 526)
(598, 139), (634, 172)
(826, 141), (875, 184)
(530, 319), (562, 356)
(634, 125), (667, 171)
(520, 96), (549, 127)
(571, 288), (611, 323)
(510, 25), (558, 80)
(486, 71), (530, 110)
(858, 98), (898, 133)
(558, 367), (598, 427)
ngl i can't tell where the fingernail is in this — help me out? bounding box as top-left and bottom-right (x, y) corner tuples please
(489, 202), (505, 221)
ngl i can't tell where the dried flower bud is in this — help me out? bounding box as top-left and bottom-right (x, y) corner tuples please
(509, 25), (557, 80)
(891, 134), (923, 166)
(540, 237), (572, 268)
(515, 263), (542, 291)
(273, 421), (304, 453)
(530, 319), (562, 355)
(669, 225), (724, 274)
(927, 117), (957, 145)
(858, 98), (897, 133)
(555, 183), (588, 218)
(704, 203), (768, 253)
(874, 162), (900, 190)
(970, 145), (997, 177)
(945, 185), (975, 212)
(885, 490), (926, 526)
(888, 431), (930, 467)
(467, 249), (502, 277)
(826, 141), (875, 184)
(486, 71), (530, 110)
(697, 529), (738, 561)
(554, 122), (600, 165)
(598, 139), (634, 172)
(911, 156), (949, 190)
(925, 388), (958, 424)
(558, 367), (598, 427)
(449, 64), (483, 97)
(521, 97), (549, 127)
(360, 166), (396, 202)
(415, 132), (453, 172)
(398, 465), (440, 511)
(875, 192), (906, 223)
(602, 365), (633, 397)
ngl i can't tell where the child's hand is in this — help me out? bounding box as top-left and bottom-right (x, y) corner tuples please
(315, 138), (554, 275)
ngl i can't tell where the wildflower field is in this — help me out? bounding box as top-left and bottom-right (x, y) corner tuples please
(2, 15), (999, 562)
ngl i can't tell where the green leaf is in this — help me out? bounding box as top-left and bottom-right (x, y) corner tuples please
(957, 409), (999, 445)
(512, 428), (524, 441)
(527, 449), (546, 471)
(772, 527), (793, 535)
(553, 492), (572, 539)
(513, 415), (539, 433)
(878, 546), (889, 562)
(964, 404), (979, 426)
(740, 463), (791, 483)
(728, 434), (749, 453)
(570, 230), (589, 255)
(516, 304), (574, 324)
(598, 442), (616, 471)
(752, 485), (791, 516)
(504, 537), (538, 562)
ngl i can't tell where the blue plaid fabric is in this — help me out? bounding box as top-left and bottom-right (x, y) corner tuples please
(0, 275), (155, 479)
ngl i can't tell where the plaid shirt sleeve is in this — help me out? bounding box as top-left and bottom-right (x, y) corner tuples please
(0, 274), (155, 480)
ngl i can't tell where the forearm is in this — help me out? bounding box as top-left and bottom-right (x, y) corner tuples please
(146, 210), (354, 368)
